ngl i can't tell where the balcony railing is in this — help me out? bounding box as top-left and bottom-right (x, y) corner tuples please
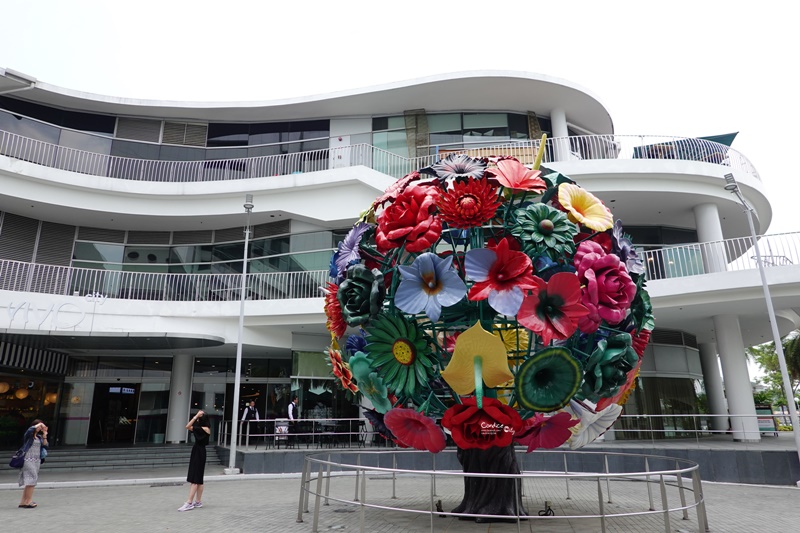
(0, 260), (329, 301)
(0, 127), (759, 183)
(640, 232), (798, 280)
(1, 233), (798, 302)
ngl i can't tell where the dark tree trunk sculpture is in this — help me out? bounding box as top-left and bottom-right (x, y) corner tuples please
(451, 445), (527, 522)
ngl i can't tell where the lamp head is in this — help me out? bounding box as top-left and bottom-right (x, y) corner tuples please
(723, 173), (739, 191)
(244, 194), (254, 211)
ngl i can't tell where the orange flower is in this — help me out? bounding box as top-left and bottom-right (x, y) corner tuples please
(323, 282), (347, 338)
(327, 347), (358, 393)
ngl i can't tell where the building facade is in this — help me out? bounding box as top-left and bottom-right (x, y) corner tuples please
(1, 68), (797, 447)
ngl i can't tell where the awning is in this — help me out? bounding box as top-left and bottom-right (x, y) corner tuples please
(633, 132), (738, 163)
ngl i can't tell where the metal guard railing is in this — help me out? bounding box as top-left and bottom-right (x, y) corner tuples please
(1, 232), (798, 301)
(0, 128), (759, 182)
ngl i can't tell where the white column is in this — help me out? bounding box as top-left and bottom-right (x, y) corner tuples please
(166, 353), (194, 443)
(712, 315), (760, 441)
(693, 203), (726, 273)
(551, 108), (570, 161)
(698, 342), (728, 432)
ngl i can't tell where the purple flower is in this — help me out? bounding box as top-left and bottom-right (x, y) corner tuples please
(395, 253), (467, 322)
(334, 222), (371, 279)
(611, 220), (645, 275)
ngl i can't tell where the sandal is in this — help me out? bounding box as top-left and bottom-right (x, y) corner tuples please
(19, 503), (37, 508)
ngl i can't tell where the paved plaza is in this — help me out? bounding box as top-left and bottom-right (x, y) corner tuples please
(2, 463), (799, 532)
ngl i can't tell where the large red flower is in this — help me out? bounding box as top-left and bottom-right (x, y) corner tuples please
(436, 178), (502, 229)
(372, 171), (423, 209)
(375, 185), (442, 253)
(573, 241), (637, 333)
(384, 408), (446, 453)
(441, 397), (523, 450)
(327, 347), (358, 394)
(514, 411), (579, 452)
(323, 282), (347, 338)
(517, 272), (589, 346)
(465, 237), (537, 316)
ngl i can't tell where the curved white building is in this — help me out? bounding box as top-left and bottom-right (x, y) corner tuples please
(1, 68), (795, 447)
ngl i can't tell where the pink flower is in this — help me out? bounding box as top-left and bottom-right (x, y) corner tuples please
(573, 241), (636, 332)
(485, 157), (547, 192)
(514, 411), (579, 452)
(384, 408), (446, 453)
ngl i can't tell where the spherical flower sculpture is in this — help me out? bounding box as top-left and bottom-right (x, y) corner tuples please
(323, 145), (654, 520)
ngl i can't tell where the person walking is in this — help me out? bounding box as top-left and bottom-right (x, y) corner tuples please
(178, 410), (211, 511)
(18, 419), (48, 508)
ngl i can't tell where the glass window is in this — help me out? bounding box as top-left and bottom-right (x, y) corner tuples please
(508, 113), (529, 139)
(293, 351), (331, 378)
(194, 358), (231, 377)
(428, 114), (461, 133)
(123, 246), (170, 265)
(159, 145), (205, 161)
(372, 131), (408, 157)
(142, 358), (172, 377)
(135, 383), (170, 443)
(58, 382), (95, 445)
(251, 236), (290, 258)
(291, 231), (332, 253)
(73, 242), (125, 263)
(372, 116), (404, 131)
(206, 123), (249, 147)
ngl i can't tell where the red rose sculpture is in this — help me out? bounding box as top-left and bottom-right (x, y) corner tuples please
(441, 397), (524, 450)
(375, 185), (442, 253)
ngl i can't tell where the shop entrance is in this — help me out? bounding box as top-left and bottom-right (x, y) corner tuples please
(87, 383), (140, 445)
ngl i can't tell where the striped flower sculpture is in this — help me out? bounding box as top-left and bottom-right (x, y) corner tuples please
(323, 145), (654, 454)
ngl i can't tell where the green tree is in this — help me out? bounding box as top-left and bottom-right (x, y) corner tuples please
(746, 331), (800, 408)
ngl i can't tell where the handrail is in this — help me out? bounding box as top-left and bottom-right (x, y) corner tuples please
(639, 231), (798, 280)
(0, 260), (329, 301)
(0, 127), (760, 182)
(1, 233), (799, 301)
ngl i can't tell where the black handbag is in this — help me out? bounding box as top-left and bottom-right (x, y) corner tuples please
(9, 449), (24, 469)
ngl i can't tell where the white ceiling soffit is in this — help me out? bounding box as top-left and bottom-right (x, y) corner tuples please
(2, 70), (614, 134)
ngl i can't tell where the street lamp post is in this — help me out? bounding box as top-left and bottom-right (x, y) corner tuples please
(225, 194), (254, 475)
(724, 173), (800, 484)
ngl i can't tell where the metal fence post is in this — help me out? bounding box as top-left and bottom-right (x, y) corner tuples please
(659, 474), (671, 533)
(296, 457), (310, 523)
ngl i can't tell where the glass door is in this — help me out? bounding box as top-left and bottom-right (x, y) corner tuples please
(87, 383), (140, 445)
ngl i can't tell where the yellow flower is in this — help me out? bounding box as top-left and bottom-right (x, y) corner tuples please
(440, 321), (514, 395)
(492, 325), (530, 355)
(557, 183), (613, 232)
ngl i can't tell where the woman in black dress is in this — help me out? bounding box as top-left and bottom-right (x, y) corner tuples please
(178, 410), (211, 511)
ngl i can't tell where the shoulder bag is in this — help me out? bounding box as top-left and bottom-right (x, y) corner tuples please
(9, 449), (25, 469)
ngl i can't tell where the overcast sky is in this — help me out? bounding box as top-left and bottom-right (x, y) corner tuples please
(2, 1), (796, 235)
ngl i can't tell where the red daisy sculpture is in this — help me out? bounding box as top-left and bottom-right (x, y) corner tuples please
(436, 177), (502, 229)
(327, 347), (358, 394)
(384, 408), (446, 453)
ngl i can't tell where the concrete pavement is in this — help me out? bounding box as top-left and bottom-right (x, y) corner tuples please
(2, 462), (800, 532)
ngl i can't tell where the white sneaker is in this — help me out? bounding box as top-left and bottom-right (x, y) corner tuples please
(177, 502), (194, 512)
(193, 501), (203, 508)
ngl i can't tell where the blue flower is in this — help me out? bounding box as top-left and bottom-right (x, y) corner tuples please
(345, 331), (368, 356)
(395, 253), (467, 322)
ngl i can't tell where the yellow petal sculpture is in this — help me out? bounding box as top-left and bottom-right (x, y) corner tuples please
(441, 321), (514, 396)
(557, 182), (613, 232)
